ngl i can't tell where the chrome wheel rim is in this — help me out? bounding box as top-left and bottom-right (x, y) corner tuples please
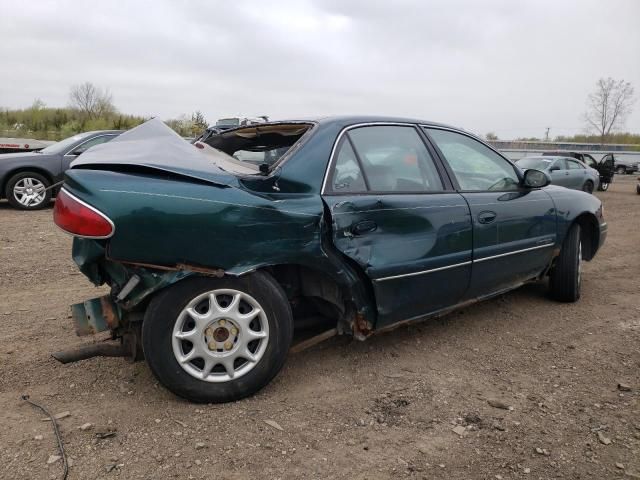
(14, 178), (46, 207)
(172, 289), (269, 383)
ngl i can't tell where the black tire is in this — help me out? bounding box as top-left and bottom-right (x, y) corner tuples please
(598, 181), (609, 191)
(142, 272), (293, 403)
(636, 183), (640, 195)
(582, 180), (594, 194)
(616, 166), (626, 175)
(5, 171), (52, 210)
(549, 224), (582, 302)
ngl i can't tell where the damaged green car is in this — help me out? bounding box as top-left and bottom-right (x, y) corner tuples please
(53, 117), (607, 403)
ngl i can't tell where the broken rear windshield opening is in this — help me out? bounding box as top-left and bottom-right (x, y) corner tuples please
(202, 123), (313, 171)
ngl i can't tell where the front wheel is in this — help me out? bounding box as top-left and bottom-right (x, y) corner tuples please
(142, 273), (293, 403)
(549, 224), (582, 302)
(616, 166), (626, 175)
(582, 180), (594, 194)
(5, 171), (52, 210)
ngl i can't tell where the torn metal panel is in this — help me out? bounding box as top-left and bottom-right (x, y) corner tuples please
(71, 296), (121, 336)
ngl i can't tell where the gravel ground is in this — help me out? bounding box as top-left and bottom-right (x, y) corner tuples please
(0, 175), (638, 480)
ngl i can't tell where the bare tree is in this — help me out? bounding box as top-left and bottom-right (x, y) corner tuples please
(584, 78), (635, 142)
(69, 82), (116, 119)
(485, 132), (498, 141)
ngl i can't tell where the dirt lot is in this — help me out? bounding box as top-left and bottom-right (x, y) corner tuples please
(0, 176), (638, 480)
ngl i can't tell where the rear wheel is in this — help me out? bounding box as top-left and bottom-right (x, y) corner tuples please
(582, 180), (594, 194)
(549, 224), (582, 302)
(616, 166), (626, 175)
(598, 181), (609, 191)
(5, 171), (51, 210)
(142, 272), (293, 403)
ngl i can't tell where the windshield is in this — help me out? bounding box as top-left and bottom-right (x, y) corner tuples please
(517, 157), (554, 170)
(40, 132), (93, 155)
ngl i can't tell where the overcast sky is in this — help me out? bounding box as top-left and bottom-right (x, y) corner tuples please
(1, 0), (639, 138)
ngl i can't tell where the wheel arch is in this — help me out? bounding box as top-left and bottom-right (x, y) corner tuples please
(573, 212), (600, 261)
(256, 260), (377, 337)
(1, 167), (55, 198)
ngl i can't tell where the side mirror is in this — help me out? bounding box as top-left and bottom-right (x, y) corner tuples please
(522, 169), (550, 188)
(549, 165), (560, 172)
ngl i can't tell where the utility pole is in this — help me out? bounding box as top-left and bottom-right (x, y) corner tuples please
(544, 127), (550, 142)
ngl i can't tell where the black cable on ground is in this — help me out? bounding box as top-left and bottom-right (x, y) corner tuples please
(21, 395), (69, 480)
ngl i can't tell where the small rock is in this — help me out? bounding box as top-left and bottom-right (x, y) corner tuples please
(616, 463), (624, 469)
(78, 423), (93, 431)
(195, 460), (202, 466)
(154, 418), (161, 424)
(487, 399), (513, 411)
(195, 442), (206, 450)
(438, 464), (445, 468)
(452, 425), (466, 436)
(495, 475), (503, 480)
(617, 383), (632, 392)
(264, 419), (284, 431)
(597, 431), (612, 445)
(523, 467), (531, 474)
(47, 455), (62, 464)
(6, 350), (14, 354)
(34, 435), (44, 441)
(535, 447), (544, 455)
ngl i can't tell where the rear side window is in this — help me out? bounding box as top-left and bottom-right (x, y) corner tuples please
(331, 138), (367, 193)
(72, 135), (117, 154)
(349, 126), (443, 192)
(567, 160), (584, 170)
(425, 128), (519, 191)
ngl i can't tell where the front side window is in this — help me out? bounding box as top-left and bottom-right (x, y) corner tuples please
(425, 128), (520, 191)
(72, 135), (116, 155)
(347, 126), (443, 192)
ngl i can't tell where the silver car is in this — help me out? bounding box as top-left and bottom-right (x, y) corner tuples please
(516, 156), (600, 193)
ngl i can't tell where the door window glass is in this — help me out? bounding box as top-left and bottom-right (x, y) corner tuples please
(330, 139), (367, 193)
(566, 159), (584, 170)
(552, 159), (567, 170)
(71, 135), (116, 155)
(425, 128), (519, 191)
(347, 126), (443, 192)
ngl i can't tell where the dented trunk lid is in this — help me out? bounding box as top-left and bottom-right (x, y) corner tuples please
(70, 118), (251, 186)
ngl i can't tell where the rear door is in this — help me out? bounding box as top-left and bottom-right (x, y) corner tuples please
(423, 128), (556, 299)
(599, 154), (615, 183)
(566, 158), (587, 189)
(549, 159), (571, 187)
(322, 124), (472, 328)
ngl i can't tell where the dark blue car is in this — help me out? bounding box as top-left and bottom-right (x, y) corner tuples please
(0, 130), (120, 209)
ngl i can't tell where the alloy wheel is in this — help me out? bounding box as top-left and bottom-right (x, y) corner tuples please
(13, 177), (46, 207)
(171, 289), (269, 383)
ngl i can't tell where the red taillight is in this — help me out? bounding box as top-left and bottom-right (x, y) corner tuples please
(53, 189), (114, 238)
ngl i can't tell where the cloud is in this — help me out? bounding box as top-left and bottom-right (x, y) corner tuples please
(1, 0), (638, 138)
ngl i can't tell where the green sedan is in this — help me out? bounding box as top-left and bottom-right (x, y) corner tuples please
(53, 116), (607, 403)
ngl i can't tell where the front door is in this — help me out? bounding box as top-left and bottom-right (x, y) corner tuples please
(599, 154), (615, 183)
(321, 124), (473, 328)
(549, 159), (571, 187)
(424, 128), (557, 299)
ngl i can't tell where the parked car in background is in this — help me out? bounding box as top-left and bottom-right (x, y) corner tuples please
(0, 130), (121, 209)
(194, 116), (269, 143)
(52, 117), (606, 403)
(611, 155), (639, 175)
(517, 156), (600, 193)
(542, 151), (614, 191)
